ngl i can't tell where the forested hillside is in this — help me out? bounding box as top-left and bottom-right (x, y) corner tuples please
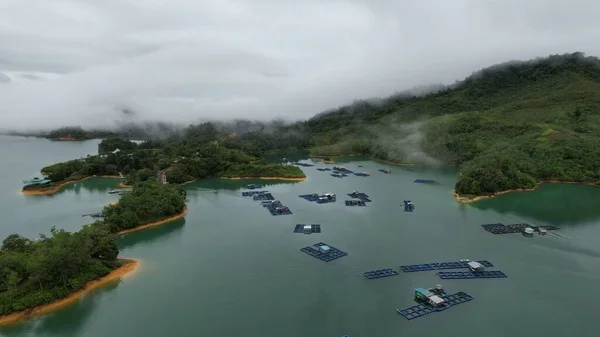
(300, 52), (600, 196)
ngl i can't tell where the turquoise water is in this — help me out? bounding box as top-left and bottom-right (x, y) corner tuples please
(1, 136), (600, 337)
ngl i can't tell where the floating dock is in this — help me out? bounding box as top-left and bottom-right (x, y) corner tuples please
(347, 191), (371, 202)
(293, 224), (321, 234)
(316, 168), (332, 171)
(333, 166), (354, 174)
(399, 260), (493, 272)
(363, 268), (399, 279)
(82, 212), (103, 218)
(262, 200), (292, 215)
(293, 162), (315, 167)
(437, 270), (507, 279)
(246, 184), (264, 189)
(414, 179), (435, 184)
(397, 291), (473, 320)
(331, 173), (347, 178)
(300, 242), (347, 262)
(345, 200), (366, 207)
(241, 190), (268, 196)
(481, 223), (558, 235)
(253, 193), (275, 201)
(379, 169), (391, 174)
(354, 172), (370, 177)
(108, 188), (131, 194)
(299, 193), (336, 203)
(403, 200), (415, 212)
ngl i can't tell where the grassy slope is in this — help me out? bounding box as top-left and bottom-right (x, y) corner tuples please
(303, 53), (600, 196)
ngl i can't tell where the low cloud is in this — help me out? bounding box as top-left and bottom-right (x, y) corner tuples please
(1, 0), (600, 130)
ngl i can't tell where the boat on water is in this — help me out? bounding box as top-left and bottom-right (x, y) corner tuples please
(538, 227), (548, 235)
(523, 227), (535, 237)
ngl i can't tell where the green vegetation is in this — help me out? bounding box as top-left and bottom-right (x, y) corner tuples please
(1, 181), (186, 316)
(0, 223), (120, 315)
(102, 181), (186, 233)
(299, 52), (600, 196)
(98, 137), (138, 155)
(46, 127), (114, 140)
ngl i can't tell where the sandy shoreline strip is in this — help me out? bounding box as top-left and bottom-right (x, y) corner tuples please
(454, 180), (600, 204)
(115, 208), (187, 235)
(220, 176), (306, 181)
(22, 176), (123, 196)
(0, 259), (139, 326)
(118, 182), (133, 188)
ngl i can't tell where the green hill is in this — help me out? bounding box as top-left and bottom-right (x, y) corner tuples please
(299, 52), (600, 197)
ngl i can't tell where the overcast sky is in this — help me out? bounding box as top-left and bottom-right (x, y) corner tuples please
(1, 0), (599, 130)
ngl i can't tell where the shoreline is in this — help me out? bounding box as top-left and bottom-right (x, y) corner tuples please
(454, 180), (600, 204)
(310, 153), (432, 167)
(115, 208), (187, 235)
(22, 175), (123, 196)
(220, 176), (306, 181)
(118, 182), (133, 188)
(0, 259), (139, 326)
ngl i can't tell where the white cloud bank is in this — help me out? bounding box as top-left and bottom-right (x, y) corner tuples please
(1, 0), (600, 130)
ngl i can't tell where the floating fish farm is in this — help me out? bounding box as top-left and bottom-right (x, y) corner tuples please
(253, 193), (275, 201)
(316, 168), (332, 171)
(347, 191), (371, 202)
(481, 223), (558, 235)
(293, 224), (321, 234)
(363, 268), (399, 280)
(345, 200), (366, 207)
(354, 172), (370, 177)
(81, 212), (103, 218)
(399, 260), (494, 273)
(293, 162), (315, 167)
(241, 190), (268, 197)
(298, 193), (336, 203)
(300, 242), (347, 262)
(262, 200), (293, 216)
(414, 179), (435, 184)
(403, 200), (415, 212)
(437, 271), (507, 279)
(331, 173), (348, 178)
(333, 166), (354, 174)
(378, 168), (391, 174)
(246, 184), (263, 189)
(397, 288), (473, 320)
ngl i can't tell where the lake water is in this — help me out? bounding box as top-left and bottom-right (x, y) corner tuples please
(1, 136), (600, 337)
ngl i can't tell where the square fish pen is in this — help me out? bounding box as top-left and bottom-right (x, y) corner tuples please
(345, 200), (366, 207)
(300, 242), (347, 262)
(293, 224), (321, 234)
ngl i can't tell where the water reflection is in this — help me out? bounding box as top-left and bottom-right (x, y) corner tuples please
(118, 219), (186, 250)
(0, 282), (120, 337)
(472, 183), (600, 226)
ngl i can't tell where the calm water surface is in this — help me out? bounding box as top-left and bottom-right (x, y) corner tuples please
(1, 136), (600, 337)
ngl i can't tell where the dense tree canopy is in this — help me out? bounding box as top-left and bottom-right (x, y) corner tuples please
(0, 223), (119, 315)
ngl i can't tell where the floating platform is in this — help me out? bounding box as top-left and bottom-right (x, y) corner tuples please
(331, 173), (348, 178)
(333, 166), (354, 174)
(403, 200), (415, 212)
(300, 242), (347, 262)
(293, 162), (315, 167)
(414, 179), (435, 184)
(437, 270), (507, 279)
(253, 193), (275, 201)
(363, 268), (399, 279)
(262, 200), (292, 215)
(397, 292), (473, 320)
(378, 169), (391, 174)
(299, 193), (336, 203)
(82, 212), (103, 218)
(354, 172), (370, 177)
(481, 223), (558, 235)
(347, 191), (371, 202)
(399, 260), (494, 273)
(345, 200), (366, 207)
(293, 224), (321, 234)
(246, 184), (264, 189)
(241, 190), (268, 197)
(316, 168), (332, 171)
